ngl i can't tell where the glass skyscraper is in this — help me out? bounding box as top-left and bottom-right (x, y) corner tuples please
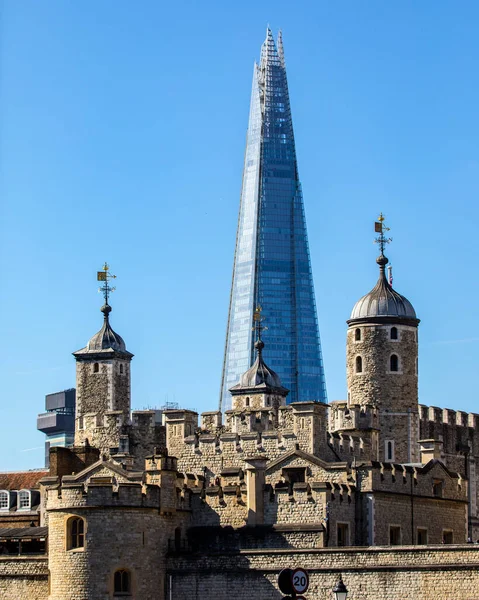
(219, 29), (327, 412)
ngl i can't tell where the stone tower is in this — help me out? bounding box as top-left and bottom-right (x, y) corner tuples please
(346, 217), (420, 463)
(73, 267), (133, 455)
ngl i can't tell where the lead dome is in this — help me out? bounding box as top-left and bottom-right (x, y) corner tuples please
(348, 254), (419, 325)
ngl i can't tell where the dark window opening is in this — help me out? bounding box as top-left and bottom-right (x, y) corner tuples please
(356, 356), (363, 373)
(443, 530), (453, 544)
(114, 569), (131, 595)
(282, 467), (306, 484)
(68, 517), (85, 550)
(390, 526), (401, 545)
(386, 441), (394, 461)
(120, 364), (124, 374)
(390, 327), (398, 340)
(433, 480), (443, 498)
(390, 354), (399, 372)
(337, 523), (349, 547)
(417, 528), (428, 545)
(355, 328), (361, 341)
(93, 363), (99, 373)
(245, 397), (250, 407)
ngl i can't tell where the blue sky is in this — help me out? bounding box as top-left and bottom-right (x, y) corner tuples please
(0, 1), (478, 470)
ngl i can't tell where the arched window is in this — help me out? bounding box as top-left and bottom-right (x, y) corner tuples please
(67, 516), (85, 550)
(245, 397), (250, 407)
(390, 354), (399, 372)
(18, 490), (30, 510)
(355, 328), (361, 341)
(93, 363), (99, 373)
(355, 356), (363, 373)
(120, 364), (124, 374)
(390, 327), (398, 340)
(114, 569), (131, 595)
(0, 491), (9, 510)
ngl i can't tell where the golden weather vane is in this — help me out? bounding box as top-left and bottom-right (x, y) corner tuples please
(97, 262), (117, 305)
(252, 305), (268, 342)
(374, 212), (393, 256)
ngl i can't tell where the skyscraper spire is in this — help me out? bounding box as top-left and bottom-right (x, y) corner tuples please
(219, 31), (327, 412)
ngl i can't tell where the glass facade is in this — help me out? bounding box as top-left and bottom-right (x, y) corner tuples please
(220, 30), (327, 411)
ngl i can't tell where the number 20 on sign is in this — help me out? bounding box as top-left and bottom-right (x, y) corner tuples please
(292, 568), (309, 595)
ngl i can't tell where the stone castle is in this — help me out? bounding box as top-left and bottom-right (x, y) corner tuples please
(2, 226), (479, 600)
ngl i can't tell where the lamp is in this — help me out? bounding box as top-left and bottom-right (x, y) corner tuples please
(332, 575), (348, 600)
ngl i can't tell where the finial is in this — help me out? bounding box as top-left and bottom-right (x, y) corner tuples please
(97, 262), (117, 316)
(252, 305), (267, 353)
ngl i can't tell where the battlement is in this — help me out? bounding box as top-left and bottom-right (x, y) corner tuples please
(329, 401), (378, 433)
(46, 481), (161, 510)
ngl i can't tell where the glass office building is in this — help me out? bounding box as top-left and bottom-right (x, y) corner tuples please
(219, 29), (327, 412)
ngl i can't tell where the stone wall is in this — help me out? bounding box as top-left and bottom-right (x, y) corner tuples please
(346, 324), (418, 463)
(166, 545), (479, 600)
(0, 556), (48, 600)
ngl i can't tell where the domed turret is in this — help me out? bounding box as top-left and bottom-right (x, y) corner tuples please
(73, 264), (133, 453)
(229, 306), (289, 411)
(346, 216), (420, 464)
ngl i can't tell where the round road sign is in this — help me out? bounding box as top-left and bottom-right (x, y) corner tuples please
(291, 568), (309, 594)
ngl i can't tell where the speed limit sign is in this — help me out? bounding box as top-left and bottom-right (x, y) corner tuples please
(291, 568), (309, 594)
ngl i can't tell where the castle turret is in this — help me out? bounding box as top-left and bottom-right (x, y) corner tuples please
(346, 215), (420, 463)
(228, 307), (289, 433)
(73, 263), (133, 455)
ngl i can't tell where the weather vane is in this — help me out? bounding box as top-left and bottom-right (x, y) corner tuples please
(97, 262), (116, 305)
(252, 305), (268, 342)
(374, 213), (392, 256)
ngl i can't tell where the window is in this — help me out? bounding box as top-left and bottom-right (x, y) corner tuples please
(443, 530), (453, 544)
(120, 364), (124, 374)
(355, 356), (363, 373)
(355, 328), (361, 341)
(417, 528), (428, 545)
(93, 363), (99, 373)
(18, 490), (30, 510)
(67, 516), (85, 550)
(433, 479), (443, 498)
(390, 327), (398, 340)
(385, 440), (395, 462)
(0, 491), (9, 510)
(114, 569), (131, 595)
(245, 397), (250, 407)
(390, 354), (399, 372)
(389, 526), (401, 545)
(337, 522), (349, 547)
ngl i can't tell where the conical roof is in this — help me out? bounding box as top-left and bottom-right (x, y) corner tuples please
(348, 254), (419, 325)
(229, 339), (289, 395)
(74, 304), (133, 358)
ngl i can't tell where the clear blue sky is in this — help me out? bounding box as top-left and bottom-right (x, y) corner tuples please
(1, 1), (478, 470)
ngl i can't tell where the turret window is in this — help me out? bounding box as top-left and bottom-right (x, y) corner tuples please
(93, 362), (99, 373)
(119, 364), (124, 374)
(245, 397), (250, 407)
(390, 354), (399, 372)
(355, 356), (363, 373)
(67, 516), (85, 550)
(390, 327), (398, 340)
(114, 569), (131, 595)
(355, 328), (361, 341)
(385, 440), (395, 462)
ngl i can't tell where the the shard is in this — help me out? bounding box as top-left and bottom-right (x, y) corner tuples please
(219, 29), (327, 412)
